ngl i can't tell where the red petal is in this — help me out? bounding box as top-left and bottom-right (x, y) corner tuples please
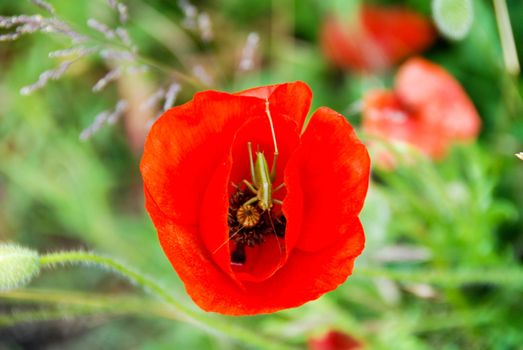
(145, 188), (243, 310)
(244, 218), (365, 314)
(362, 90), (448, 159)
(231, 235), (286, 282)
(286, 107), (370, 252)
(362, 5), (435, 64)
(238, 81), (312, 130)
(309, 330), (364, 350)
(320, 5), (435, 72)
(141, 91), (265, 225)
(198, 149), (238, 283)
(269, 82), (312, 130)
(320, 15), (388, 71)
(201, 113), (300, 283)
(152, 185), (366, 315)
(237, 85), (278, 99)
(142, 83), (369, 315)
(395, 57), (481, 141)
(229, 113), (300, 281)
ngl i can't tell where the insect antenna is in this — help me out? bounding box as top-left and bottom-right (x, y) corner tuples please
(265, 99), (279, 180)
(212, 225), (245, 255)
(265, 209), (284, 260)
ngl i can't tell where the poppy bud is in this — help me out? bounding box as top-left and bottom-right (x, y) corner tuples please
(0, 243), (40, 292)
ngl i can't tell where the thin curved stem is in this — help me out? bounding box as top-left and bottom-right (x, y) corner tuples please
(0, 289), (179, 322)
(133, 54), (206, 90)
(48, 8), (206, 90)
(38, 251), (296, 350)
(0, 306), (117, 327)
(82, 33), (206, 90)
(40, 252), (178, 304)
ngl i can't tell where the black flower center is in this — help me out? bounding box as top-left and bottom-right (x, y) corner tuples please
(228, 187), (286, 265)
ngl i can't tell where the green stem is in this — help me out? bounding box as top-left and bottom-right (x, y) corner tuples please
(412, 309), (495, 333)
(82, 35), (205, 90)
(493, 0), (520, 75)
(39, 251), (296, 350)
(53, 8), (206, 90)
(0, 307), (118, 327)
(356, 266), (523, 287)
(1, 289), (179, 321)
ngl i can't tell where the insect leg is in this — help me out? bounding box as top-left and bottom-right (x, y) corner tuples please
(243, 196), (258, 206)
(273, 182), (285, 193)
(242, 179), (257, 195)
(247, 142), (255, 184)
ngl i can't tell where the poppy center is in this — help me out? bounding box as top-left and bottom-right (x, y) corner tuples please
(227, 186), (286, 265)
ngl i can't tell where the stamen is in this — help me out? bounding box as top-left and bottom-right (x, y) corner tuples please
(225, 187), (287, 264)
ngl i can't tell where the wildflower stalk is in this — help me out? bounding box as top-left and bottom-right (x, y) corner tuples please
(357, 266), (523, 287)
(0, 289), (178, 323)
(0, 307), (119, 327)
(412, 309), (495, 333)
(62, 13), (205, 89)
(38, 251), (296, 350)
(493, 0), (520, 75)
(78, 28), (205, 89)
(133, 54), (206, 89)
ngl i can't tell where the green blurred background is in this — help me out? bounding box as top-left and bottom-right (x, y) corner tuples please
(1, 0), (523, 349)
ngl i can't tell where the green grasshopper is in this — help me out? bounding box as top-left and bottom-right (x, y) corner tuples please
(214, 100), (285, 262)
(236, 100), (284, 227)
(228, 141), (285, 264)
(240, 141), (284, 212)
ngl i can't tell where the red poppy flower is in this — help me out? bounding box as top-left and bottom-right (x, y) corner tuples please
(309, 330), (364, 350)
(140, 82), (370, 315)
(362, 57), (481, 162)
(320, 4), (436, 72)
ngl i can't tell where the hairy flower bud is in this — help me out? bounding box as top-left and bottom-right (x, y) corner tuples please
(0, 244), (40, 291)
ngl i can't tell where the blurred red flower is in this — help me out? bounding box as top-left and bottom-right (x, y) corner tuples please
(141, 82), (370, 315)
(362, 57), (481, 162)
(320, 4), (436, 72)
(309, 331), (364, 350)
